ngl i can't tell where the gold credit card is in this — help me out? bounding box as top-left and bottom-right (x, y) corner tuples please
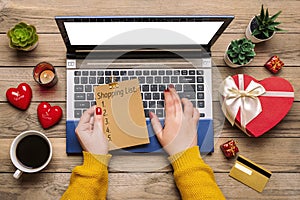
(229, 155), (272, 192)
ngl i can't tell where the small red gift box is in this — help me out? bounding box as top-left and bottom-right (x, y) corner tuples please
(220, 140), (239, 158)
(264, 55), (284, 74)
(219, 74), (294, 137)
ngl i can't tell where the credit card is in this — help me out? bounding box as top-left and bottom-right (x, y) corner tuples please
(229, 155), (272, 192)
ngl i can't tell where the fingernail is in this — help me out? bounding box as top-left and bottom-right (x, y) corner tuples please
(164, 88), (170, 92)
(96, 107), (102, 115)
(169, 84), (174, 89)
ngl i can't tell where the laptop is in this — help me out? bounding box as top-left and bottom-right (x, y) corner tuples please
(55, 15), (234, 154)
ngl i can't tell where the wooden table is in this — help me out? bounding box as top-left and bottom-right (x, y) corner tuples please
(1, 0), (299, 199)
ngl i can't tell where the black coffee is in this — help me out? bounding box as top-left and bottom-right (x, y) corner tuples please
(16, 135), (50, 168)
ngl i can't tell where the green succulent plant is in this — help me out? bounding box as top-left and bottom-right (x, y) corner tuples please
(252, 5), (283, 39)
(7, 22), (39, 51)
(227, 38), (256, 65)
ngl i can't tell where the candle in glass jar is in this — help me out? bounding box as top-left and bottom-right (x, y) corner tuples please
(33, 62), (58, 88)
(40, 70), (55, 84)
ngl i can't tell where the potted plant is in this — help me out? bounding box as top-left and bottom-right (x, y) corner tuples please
(7, 22), (39, 51)
(224, 37), (256, 68)
(245, 5), (283, 43)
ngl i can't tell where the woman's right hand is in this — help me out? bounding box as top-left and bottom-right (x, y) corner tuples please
(150, 85), (200, 156)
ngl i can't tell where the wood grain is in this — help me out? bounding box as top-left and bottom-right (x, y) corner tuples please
(0, 172), (299, 200)
(0, 0), (299, 199)
(0, 34), (299, 67)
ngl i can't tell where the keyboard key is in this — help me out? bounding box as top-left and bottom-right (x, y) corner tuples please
(74, 71), (81, 76)
(156, 109), (164, 117)
(98, 71), (104, 76)
(113, 71), (119, 76)
(163, 77), (170, 83)
(89, 77), (96, 84)
(151, 70), (157, 75)
(75, 93), (86, 100)
(74, 85), (84, 92)
(181, 70), (188, 75)
(179, 92), (196, 99)
(198, 101), (205, 108)
(157, 101), (164, 108)
(136, 70), (142, 75)
(149, 101), (156, 108)
(197, 70), (204, 75)
(82, 71), (88, 76)
(154, 77), (161, 83)
(97, 77), (104, 84)
(74, 77), (80, 84)
(138, 77), (145, 84)
(128, 71), (134, 76)
(87, 93), (94, 100)
(122, 77), (129, 81)
(153, 93), (160, 100)
(74, 110), (82, 118)
(158, 70), (165, 75)
(166, 70), (172, 75)
(197, 92), (204, 99)
(105, 71), (111, 76)
(174, 70), (180, 75)
(197, 76), (204, 83)
(143, 101), (148, 108)
(151, 85), (158, 91)
(144, 93), (151, 100)
(171, 76), (178, 83)
(200, 113), (205, 117)
(197, 84), (204, 91)
(179, 76), (195, 83)
(81, 77), (88, 84)
(183, 84), (195, 92)
(142, 85), (149, 92)
(143, 70), (150, 75)
(144, 109), (150, 118)
(175, 84), (182, 91)
(146, 77), (153, 84)
(90, 71), (96, 76)
(105, 77), (110, 84)
(189, 70), (196, 75)
(75, 101), (90, 108)
(120, 71), (127, 76)
(85, 85), (92, 92)
(91, 101), (96, 107)
(159, 85), (166, 91)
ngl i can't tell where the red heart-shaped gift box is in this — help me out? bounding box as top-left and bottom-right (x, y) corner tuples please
(6, 83), (32, 110)
(38, 102), (63, 129)
(220, 74), (294, 137)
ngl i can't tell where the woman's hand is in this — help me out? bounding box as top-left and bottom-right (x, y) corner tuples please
(75, 106), (108, 155)
(150, 85), (200, 156)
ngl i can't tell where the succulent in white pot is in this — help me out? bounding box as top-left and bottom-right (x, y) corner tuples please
(7, 22), (39, 51)
(245, 5), (283, 43)
(224, 37), (256, 68)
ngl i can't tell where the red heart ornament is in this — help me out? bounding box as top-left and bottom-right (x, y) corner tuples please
(37, 102), (63, 129)
(6, 83), (32, 110)
(221, 74), (294, 137)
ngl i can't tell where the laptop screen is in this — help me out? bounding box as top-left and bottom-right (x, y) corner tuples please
(56, 16), (234, 52)
(64, 21), (223, 46)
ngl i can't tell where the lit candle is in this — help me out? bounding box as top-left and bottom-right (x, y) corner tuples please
(33, 62), (58, 88)
(40, 70), (55, 84)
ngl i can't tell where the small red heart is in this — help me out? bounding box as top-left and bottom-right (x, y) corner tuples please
(6, 83), (32, 110)
(37, 102), (63, 129)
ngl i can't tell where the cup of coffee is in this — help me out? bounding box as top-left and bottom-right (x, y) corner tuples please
(10, 130), (52, 179)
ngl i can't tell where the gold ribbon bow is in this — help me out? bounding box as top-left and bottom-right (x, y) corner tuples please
(220, 74), (266, 131)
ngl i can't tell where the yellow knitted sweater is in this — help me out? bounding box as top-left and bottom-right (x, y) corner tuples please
(61, 147), (225, 200)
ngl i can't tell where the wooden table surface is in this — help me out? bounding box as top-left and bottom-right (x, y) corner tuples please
(1, 0), (300, 199)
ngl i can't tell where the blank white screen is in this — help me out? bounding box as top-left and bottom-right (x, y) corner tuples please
(64, 21), (224, 46)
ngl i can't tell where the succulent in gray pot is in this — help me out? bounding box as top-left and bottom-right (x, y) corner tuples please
(7, 22), (39, 51)
(224, 37), (256, 68)
(246, 5), (283, 43)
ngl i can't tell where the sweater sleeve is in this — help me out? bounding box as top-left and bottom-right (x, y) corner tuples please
(61, 151), (112, 200)
(168, 146), (226, 200)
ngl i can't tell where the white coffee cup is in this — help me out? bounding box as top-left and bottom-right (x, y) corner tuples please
(10, 130), (52, 179)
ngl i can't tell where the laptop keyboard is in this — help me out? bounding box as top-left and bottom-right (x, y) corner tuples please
(73, 69), (206, 119)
